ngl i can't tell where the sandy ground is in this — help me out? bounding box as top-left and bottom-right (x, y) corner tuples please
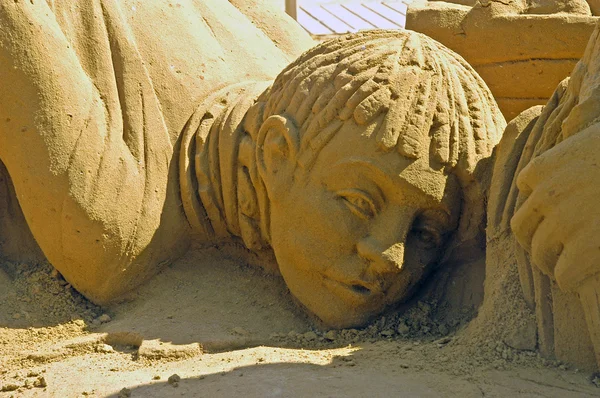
(1, 245), (599, 397)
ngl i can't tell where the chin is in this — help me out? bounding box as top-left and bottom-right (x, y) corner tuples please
(293, 287), (385, 330)
(281, 268), (388, 329)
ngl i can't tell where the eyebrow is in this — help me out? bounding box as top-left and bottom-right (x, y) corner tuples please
(330, 159), (453, 216)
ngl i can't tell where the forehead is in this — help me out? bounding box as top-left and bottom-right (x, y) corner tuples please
(304, 121), (458, 211)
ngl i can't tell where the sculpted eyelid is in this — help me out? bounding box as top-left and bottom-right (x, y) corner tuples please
(338, 188), (377, 205)
(337, 188), (378, 218)
(419, 224), (440, 236)
(340, 180), (384, 206)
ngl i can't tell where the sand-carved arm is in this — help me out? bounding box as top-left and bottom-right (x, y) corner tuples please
(0, 0), (187, 304)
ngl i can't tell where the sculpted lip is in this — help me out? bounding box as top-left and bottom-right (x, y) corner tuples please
(322, 275), (383, 298)
(350, 283), (371, 295)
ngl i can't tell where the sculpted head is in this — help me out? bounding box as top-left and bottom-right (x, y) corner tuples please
(238, 30), (505, 328)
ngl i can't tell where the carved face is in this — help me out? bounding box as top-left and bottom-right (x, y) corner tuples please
(263, 120), (461, 328)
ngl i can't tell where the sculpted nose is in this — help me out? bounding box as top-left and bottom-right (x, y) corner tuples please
(357, 207), (416, 276)
(356, 236), (405, 275)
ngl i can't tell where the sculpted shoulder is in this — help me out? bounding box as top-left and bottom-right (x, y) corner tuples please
(47, 0), (314, 138)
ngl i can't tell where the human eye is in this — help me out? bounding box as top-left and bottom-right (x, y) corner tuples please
(336, 189), (377, 220)
(411, 221), (443, 249)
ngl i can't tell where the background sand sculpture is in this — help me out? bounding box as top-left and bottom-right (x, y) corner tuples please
(407, 0), (598, 119)
(1, 1), (600, 395)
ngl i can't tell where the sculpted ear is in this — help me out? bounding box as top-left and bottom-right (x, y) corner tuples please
(256, 115), (300, 196)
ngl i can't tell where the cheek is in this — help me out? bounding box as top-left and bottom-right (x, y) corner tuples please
(270, 187), (365, 275)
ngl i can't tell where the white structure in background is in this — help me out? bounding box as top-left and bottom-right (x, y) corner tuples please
(285, 0), (410, 36)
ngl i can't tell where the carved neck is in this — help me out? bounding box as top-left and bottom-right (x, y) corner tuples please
(179, 81), (272, 252)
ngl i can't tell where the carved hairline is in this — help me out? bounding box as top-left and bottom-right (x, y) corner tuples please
(254, 30), (504, 177)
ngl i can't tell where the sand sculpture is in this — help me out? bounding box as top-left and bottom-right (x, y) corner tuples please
(407, 0), (598, 120)
(484, 26), (600, 370)
(0, 0), (598, 370)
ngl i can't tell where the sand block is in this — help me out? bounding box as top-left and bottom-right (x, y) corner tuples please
(138, 340), (203, 360)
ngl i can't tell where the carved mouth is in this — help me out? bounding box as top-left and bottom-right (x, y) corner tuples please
(323, 275), (380, 298)
(350, 283), (372, 296)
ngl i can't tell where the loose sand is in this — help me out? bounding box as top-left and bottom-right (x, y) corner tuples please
(1, 245), (599, 397)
